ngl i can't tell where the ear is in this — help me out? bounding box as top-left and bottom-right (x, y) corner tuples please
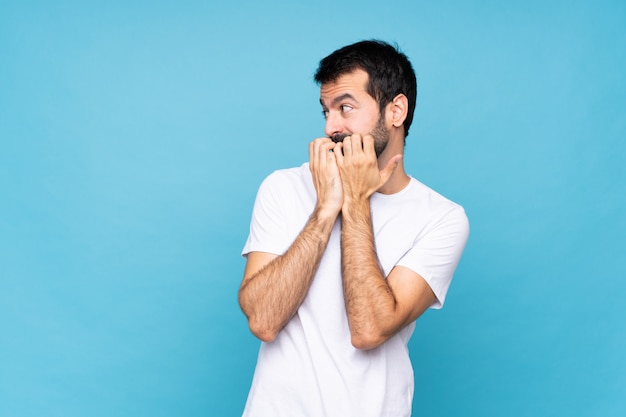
(386, 93), (409, 129)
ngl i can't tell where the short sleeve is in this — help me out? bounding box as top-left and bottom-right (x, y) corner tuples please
(242, 173), (294, 258)
(396, 205), (469, 309)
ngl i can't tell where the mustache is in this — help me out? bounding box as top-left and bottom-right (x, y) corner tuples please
(330, 133), (350, 143)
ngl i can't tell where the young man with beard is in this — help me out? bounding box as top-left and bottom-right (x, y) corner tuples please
(238, 40), (469, 416)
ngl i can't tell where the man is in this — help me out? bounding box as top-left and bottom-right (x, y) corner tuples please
(238, 40), (469, 417)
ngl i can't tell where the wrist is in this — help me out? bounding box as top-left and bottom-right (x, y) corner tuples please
(342, 196), (370, 214)
(314, 203), (341, 222)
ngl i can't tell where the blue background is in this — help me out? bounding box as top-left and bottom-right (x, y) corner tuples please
(1, 1), (624, 416)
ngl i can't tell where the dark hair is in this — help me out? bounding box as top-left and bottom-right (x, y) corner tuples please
(314, 40), (417, 138)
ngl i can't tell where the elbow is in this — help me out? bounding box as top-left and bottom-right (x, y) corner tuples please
(239, 297), (278, 343)
(248, 319), (279, 343)
(348, 317), (393, 350)
(350, 331), (387, 350)
(252, 328), (278, 344)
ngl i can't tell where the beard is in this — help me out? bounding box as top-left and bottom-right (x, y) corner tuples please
(330, 115), (390, 158)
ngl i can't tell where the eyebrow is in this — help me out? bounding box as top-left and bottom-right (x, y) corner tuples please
(319, 93), (357, 108)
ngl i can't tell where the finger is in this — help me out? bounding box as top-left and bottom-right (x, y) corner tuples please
(310, 138), (324, 172)
(342, 135), (353, 158)
(362, 135), (376, 158)
(380, 154), (402, 184)
(333, 142), (344, 167)
(314, 138), (331, 161)
(350, 133), (362, 155)
(321, 141), (336, 169)
(315, 140), (328, 172)
(309, 140), (316, 171)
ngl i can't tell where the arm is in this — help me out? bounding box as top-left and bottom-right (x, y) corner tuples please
(335, 134), (436, 350)
(239, 208), (337, 342)
(341, 198), (436, 349)
(238, 138), (342, 342)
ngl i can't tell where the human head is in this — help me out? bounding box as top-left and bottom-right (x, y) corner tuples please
(314, 40), (417, 139)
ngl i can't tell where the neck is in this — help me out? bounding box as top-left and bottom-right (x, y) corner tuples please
(376, 137), (410, 195)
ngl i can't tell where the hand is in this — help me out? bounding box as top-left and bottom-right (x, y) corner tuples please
(334, 134), (401, 202)
(309, 138), (343, 216)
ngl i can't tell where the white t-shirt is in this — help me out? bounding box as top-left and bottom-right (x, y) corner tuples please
(242, 163), (469, 417)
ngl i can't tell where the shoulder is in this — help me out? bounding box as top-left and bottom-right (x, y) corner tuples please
(377, 178), (467, 221)
(388, 177), (469, 241)
(407, 178), (469, 238)
(259, 163), (312, 190)
(254, 163), (316, 209)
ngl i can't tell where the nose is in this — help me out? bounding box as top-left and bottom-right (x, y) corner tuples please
(324, 111), (344, 138)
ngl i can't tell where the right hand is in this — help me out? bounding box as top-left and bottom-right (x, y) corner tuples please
(309, 138), (343, 216)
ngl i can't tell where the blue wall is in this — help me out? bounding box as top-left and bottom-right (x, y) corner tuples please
(1, 1), (624, 416)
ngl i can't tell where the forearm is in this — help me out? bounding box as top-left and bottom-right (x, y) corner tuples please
(239, 207), (338, 342)
(341, 198), (397, 349)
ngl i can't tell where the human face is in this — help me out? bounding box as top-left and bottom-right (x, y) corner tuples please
(319, 69), (390, 157)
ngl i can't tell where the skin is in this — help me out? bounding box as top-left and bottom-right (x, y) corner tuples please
(239, 69), (436, 349)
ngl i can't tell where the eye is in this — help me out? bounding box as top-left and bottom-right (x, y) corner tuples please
(321, 109), (329, 119)
(340, 104), (353, 113)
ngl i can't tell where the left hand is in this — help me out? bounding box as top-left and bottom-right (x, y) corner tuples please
(334, 134), (401, 202)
